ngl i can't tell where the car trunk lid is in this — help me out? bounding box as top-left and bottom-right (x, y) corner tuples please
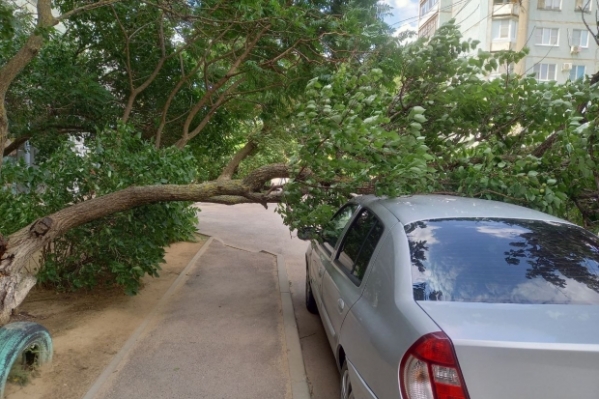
(418, 302), (599, 399)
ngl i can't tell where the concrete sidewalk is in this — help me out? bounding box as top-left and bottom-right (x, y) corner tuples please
(196, 203), (341, 398)
(84, 239), (296, 399)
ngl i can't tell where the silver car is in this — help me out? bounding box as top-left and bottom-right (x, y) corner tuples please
(302, 195), (599, 399)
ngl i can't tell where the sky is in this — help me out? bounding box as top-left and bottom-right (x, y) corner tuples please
(381, 0), (420, 36)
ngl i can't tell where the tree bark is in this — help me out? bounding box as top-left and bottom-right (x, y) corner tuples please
(0, 163), (290, 325)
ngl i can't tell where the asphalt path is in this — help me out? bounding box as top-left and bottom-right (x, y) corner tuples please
(196, 203), (341, 399)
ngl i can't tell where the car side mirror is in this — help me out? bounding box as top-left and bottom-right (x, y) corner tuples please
(297, 227), (316, 241)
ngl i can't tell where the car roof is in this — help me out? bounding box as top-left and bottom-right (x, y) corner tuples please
(354, 194), (570, 226)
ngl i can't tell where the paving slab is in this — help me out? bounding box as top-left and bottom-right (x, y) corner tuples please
(90, 240), (290, 399)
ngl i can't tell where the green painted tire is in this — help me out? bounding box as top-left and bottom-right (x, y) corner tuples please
(0, 322), (53, 398)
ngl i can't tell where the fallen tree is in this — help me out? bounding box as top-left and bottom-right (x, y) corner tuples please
(0, 0), (386, 324)
(1, 2), (599, 328)
(0, 163), (292, 324)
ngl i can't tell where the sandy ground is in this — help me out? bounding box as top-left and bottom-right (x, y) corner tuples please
(4, 236), (206, 399)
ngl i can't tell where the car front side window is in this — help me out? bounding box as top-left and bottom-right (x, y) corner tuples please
(321, 204), (358, 252)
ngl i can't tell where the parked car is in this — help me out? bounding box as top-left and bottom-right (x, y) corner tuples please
(301, 195), (599, 399)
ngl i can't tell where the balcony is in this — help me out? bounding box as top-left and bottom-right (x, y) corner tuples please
(490, 41), (516, 52)
(493, 3), (520, 17)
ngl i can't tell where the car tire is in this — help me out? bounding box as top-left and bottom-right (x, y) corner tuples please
(305, 265), (319, 315)
(340, 361), (355, 399)
(0, 322), (53, 398)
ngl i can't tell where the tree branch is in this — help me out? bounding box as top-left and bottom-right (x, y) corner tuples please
(57, 0), (124, 22)
(218, 140), (257, 180)
(122, 13), (166, 123)
(154, 62), (203, 147)
(177, 77), (245, 148)
(112, 6), (134, 95)
(580, 0), (599, 46)
(3, 136), (31, 157)
(181, 24), (271, 142)
(531, 132), (559, 158)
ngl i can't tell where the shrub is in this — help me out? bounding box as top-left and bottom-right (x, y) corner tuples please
(0, 124), (199, 294)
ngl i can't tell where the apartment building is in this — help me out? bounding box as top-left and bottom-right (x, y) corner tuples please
(417, 0), (599, 83)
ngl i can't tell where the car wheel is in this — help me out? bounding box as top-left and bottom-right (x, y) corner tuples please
(340, 361), (355, 399)
(305, 265), (318, 314)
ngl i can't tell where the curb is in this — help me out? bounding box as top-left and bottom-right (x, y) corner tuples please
(276, 254), (311, 399)
(81, 237), (215, 399)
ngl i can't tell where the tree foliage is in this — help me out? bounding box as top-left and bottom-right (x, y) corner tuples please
(282, 22), (599, 234)
(0, 0), (598, 322)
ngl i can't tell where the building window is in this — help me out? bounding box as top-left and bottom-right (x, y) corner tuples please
(534, 63), (557, 81)
(570, 65), (586, 80)
(572, 29), (590, 47)
(492, 19), (517, 40)
(538, 0), (561, 10)
(576, 0), (592, 11)
(535, 27), (559, 45)
(419, 17), (437, 38)
(498, 20), (510, 38)
(420, 0), (438, 16)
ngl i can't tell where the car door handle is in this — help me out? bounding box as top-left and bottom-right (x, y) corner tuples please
(337, 298), (345, 313)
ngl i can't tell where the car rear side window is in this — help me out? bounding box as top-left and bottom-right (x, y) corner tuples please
(405, 218), (599, 304)
(337, 210), (384, 285)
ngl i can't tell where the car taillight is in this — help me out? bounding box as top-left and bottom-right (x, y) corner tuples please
(399, 332), (470, 399)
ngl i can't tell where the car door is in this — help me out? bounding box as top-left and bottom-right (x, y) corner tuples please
(321, 208), (384, 346)
(310, 204), (358, 328)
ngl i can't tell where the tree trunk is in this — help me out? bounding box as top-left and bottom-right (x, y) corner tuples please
(0, 164), (289, 325)
(0, 34), (45, 170)
(0, 101), (7, 169)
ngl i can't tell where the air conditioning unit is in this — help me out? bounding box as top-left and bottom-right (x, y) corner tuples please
(571, 45), (581, 54)
(562, 62), (573, 71)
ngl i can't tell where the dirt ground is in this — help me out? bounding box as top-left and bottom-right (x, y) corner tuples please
(4, 236), (206, 399)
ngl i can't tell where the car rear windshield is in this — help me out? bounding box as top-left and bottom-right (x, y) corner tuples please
(405, 218), (599, 304)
